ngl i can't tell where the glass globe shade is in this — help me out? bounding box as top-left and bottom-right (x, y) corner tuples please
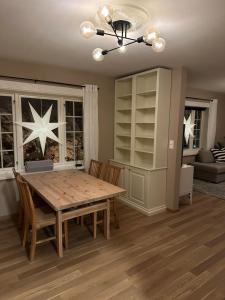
(144, 27), (160, 43)
(118, 45), (127, 54)
(80, 21), (96, 39)
(97, 4), (113, 22)
(92, 48), (104, 61)
(152, 37), (166, 52)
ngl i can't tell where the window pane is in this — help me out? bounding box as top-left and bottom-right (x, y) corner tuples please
(22, 97), (41, 122)
(193, 139), (200, 148)
(65, 100), (84, 165)
(0, 96), (12, 114)
(66, 117), (74, 131)
(1, 115), (13, 132)
(42, 99), (58, 122)
(74, 102), (83, 116)
(75, 118), (83, 131)
(2, 133), (14, 150)
(184, 109), (191, 120)
(75, 147), (84, 161)
(3, 151), (14, 168)
(75, 132), (83, 146)
(66, 132), (74, 161)
(66, 101), (73, 116)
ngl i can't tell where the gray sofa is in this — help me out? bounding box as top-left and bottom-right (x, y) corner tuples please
(191, 149), (225, 183)
(191, 161), (225, 183)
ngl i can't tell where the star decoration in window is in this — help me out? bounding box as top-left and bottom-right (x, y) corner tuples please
(16, 103), (65, 154)
(183, 115), (195, 144)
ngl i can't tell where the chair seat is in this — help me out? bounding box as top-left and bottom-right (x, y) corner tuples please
(35, 207), (56, 229)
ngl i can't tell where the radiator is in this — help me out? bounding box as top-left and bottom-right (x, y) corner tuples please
(25, 160), (53, 173)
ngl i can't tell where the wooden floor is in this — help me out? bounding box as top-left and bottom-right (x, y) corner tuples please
(1, 192), (225, 299)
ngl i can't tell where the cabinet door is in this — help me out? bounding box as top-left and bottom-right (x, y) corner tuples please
(129, 167), (147, 206)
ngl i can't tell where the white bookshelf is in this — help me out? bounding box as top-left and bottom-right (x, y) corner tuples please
(112, 68), (171, 215)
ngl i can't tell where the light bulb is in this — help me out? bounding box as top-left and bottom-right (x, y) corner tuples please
(152, 37), (166, 52)
(118, 45), (127, 54)
(97, 4), (113, 22)
(92, 48), (104, 61)
(80, 21), (96, 39)
(144, 27), (160, 43)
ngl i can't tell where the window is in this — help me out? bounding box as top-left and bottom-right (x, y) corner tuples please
(0, 80), (84, 176)
(183, 107), (203, 152)
(65, 100), (84, 166)
(0, 95), (15, 169)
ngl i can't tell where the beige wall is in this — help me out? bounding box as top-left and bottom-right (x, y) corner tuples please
(166, 67), (187, 211)
(0, 59), (115, 217)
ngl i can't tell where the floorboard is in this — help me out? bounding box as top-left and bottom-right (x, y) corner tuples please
(1, 192), (225, 299)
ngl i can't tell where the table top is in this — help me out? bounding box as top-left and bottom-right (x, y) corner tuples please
(22, 169), (125, 211)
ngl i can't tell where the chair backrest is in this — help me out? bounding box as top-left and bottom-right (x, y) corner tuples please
(88, 159), (104, 178)
(103, 164), (121, 186)
(13, 169), (24, 205)
(12, 167), (18, 178)
(16, 176), (35, 224)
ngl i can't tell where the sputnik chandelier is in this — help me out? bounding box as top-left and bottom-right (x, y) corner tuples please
(80, 4), (166, 61)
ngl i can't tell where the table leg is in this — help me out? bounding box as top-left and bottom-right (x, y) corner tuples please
(104, 199), (110, 240)
(56, 210), (63, 258)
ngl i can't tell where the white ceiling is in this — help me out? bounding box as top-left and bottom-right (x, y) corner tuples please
(0, 0), (225, 92)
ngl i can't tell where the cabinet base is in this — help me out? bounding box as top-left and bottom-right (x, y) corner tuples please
(119, 197), (166, 216)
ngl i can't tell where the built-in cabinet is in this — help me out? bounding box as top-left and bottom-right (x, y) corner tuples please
(111, 68), (171, 215)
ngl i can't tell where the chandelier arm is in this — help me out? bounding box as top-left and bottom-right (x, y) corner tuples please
(108, 20), (121, 43)
(102, 40), (138, 56)
(101, 32), (137, 41)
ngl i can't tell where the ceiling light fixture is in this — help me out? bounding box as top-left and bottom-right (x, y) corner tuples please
(80, 4), (166, 61)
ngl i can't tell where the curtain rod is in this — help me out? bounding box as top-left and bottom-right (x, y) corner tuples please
(186, 96), (213, 102)
(0, 75), (86, 89)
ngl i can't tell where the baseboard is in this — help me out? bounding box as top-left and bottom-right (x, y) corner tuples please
(119, 197), (166, 216)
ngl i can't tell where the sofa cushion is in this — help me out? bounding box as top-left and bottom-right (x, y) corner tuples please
(192, 162), (225, 174)
(197, 150), (215, 163)
(211, 148), (225, 163)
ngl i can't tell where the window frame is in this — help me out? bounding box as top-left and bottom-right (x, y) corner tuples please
(0, 79), (83, 180)
(0, 92), (17, 173)
(63, 98), (84, 167)
(183, 102), (208, 156)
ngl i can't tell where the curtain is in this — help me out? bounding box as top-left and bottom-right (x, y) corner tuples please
(206, 99), (218, 149)
(83, 85), (99, 171)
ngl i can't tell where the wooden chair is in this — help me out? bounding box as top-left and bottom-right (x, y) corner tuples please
(88, 159), (104, 178)
(17, 175), (69, 261)
(80, 159), (104, 230)
(92, 164), (122, 238)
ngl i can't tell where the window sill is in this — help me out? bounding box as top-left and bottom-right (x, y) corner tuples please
(0, 164), (85, 181)
(183, 149), (200, 157)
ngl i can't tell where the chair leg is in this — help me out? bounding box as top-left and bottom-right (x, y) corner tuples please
(93, 212), (97, 239)
(64, 221), (69, 249)
(30, 226), (37, 261)
(113, 198), (120, 229)
(22, 219), (29, 248)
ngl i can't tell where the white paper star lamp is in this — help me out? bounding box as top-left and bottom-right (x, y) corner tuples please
(16, 103), (65, 154)
(183, 115), (195, 144)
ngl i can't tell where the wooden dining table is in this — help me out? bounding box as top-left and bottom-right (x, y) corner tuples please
(22, 169), (125, 257)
